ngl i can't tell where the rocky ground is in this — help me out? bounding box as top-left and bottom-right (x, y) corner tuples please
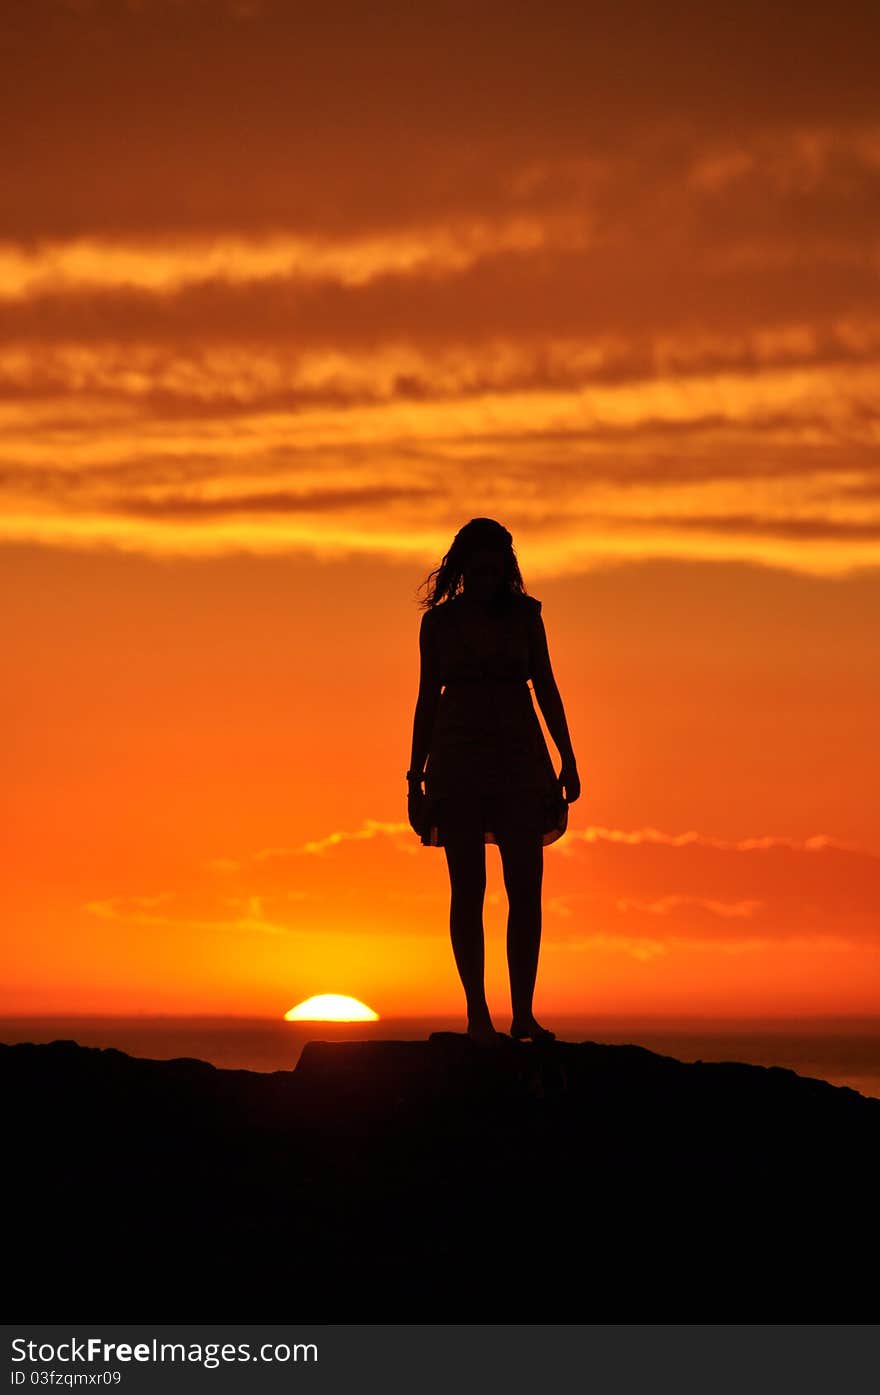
(4, 1034), (878, 1320)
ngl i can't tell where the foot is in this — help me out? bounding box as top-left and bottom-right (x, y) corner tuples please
(467, 1014), (503, 1048)
(509, 1015), (556, 1043)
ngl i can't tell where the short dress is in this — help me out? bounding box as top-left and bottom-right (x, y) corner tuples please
(419, 592), (568, 848)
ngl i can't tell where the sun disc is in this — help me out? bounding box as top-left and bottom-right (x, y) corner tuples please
(284, 993), (379, 1022)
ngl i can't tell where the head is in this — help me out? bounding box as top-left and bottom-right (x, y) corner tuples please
(417, 517), (526, 611)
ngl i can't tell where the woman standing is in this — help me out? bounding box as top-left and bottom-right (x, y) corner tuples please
(407, 518), (581, 1047)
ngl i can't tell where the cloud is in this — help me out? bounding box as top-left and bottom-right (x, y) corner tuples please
(546, 931), (671, 963)
(76, 812), (880, 960)
(0, 217), (591, 301)
(613, 895), (766, 919)
(103, 483), (437, 520)
(183, 819), (880, 949)
(4, 5), (880, 581)
(4, 365), (879, 575)
(257, 818), (418, 858)
(83, 891), (303, 936)
(547, 826), (880, 945)
(564, 827), (868, 851)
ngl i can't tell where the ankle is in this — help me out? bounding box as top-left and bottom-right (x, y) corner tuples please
(468, 1016), (496, 1039)
(466, 999), (491, 1020)
(510, 1009), (536, 1025)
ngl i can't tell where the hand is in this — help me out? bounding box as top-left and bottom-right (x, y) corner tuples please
(558, 759), (581, 803)
(407, 780), (427, 836)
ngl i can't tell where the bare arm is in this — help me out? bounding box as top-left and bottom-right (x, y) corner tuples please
(409, 610), (443, 777)
(528, 603), (580, 798)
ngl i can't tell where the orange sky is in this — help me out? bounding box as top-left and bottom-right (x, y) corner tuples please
(2, 0), (879, 1021)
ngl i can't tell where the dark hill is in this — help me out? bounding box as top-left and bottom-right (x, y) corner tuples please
(4, 1034), (878, 1320)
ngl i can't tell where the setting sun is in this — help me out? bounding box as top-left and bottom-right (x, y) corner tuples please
(285, 995), (380, 1022)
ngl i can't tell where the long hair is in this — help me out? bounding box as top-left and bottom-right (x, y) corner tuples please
(416, 518), (527, 612)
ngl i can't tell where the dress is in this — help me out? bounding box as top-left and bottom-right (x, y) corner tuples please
(419, 592), (568, 848)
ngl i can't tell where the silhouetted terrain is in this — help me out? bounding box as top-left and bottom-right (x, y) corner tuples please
(5, 1035), (878, 1319)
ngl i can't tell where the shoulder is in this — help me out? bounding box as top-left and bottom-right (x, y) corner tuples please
(420, 601), (453, 633)
(521, 595), (544, 652)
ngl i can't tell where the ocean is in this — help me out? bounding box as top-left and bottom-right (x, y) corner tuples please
(2, 1014), (879, 1099)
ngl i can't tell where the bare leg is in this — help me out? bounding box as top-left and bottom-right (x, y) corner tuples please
(497, 820), (554, 1040)
(442, 809), (500, 1046)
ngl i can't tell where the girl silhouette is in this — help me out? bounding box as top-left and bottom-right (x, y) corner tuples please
(407, 518), (581, 1047)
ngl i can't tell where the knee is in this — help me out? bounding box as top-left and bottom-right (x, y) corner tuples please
(506, 890), (542, 919)
(450, 870), (487, 905)
(502, 869), (542, 908)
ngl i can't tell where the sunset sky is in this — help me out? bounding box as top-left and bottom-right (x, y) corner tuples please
(3, 0), (879, 1021)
